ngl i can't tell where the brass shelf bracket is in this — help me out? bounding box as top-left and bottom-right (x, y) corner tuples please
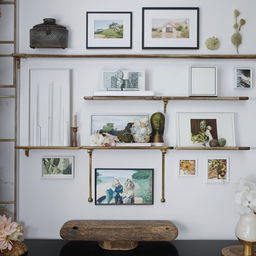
(15, 57), (20, 69)
(24, 149), (29, 157)
(87, 149), (93, 203)
(160, 148), (167, 203)
(163, 99), (168, 114)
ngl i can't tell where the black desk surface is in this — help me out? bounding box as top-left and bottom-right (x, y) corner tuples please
(24, 239), (240, 256)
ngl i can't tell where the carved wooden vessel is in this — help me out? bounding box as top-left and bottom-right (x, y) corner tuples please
(60, 220), (178, 251)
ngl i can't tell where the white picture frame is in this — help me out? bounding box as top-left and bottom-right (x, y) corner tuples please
(178, 159), (198, 176)
(176, 112), (236, 147)
(86, 12), (132, 49)
(42, 156), (74, 179)
(234, 67), (252, 89)
(102, 70), (145, 91)
(190, 66), (217, 96)
(206, 157), (229, 184)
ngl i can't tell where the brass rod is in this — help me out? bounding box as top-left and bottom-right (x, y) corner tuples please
(87, 149), (93, 202)
(0, 41), (15, 44)
(12, 53), (256, 59)
(160, 149), (167, 203)
(0, 201), (15, 204)
(24, 149), (29, 157)
(0, 139), (15, 142)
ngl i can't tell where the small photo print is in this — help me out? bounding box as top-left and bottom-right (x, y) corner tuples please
(151, 18), (190, 39)
(235, 68), (252, 88)
(94, 20), (123, 39)
(42, 156), (74, 178)
(207, 157), (229, 183)
(178, 159), (197, 176)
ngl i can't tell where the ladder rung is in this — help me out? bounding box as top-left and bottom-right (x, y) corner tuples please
(0, 54), (13, 57)
(0, 95), (15, 98)
(0, 2), (15, 5)
(0, 41), (15, 44)
(0, 201), (15, 205)
(0, 85), (15, 88)
(0, 139), (15, 142)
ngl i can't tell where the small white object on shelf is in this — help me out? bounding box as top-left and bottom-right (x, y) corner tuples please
(93, 91), (154, 96)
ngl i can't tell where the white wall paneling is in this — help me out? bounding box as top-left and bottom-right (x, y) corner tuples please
(29, 69), (71, 146)
(18, 0), (256, 240)
(0, 5), (14, 41)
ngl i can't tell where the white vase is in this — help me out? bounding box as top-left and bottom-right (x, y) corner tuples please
(235, 211), (256, 242)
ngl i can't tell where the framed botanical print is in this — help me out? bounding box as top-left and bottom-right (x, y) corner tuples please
(142, 7), (199, 49)
(86, 12), (132, 49)
(206, 157), (229, 183)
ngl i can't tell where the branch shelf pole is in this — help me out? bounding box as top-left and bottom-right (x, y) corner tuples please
(161, 148), (167, 203)
(87, 149), (93, 203)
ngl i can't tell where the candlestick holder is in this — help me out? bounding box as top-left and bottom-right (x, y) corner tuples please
(71, 127), (78, 147)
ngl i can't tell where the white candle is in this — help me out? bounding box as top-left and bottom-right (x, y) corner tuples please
(72, 114), (77, 127)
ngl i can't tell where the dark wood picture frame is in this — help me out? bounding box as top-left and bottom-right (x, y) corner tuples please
(142, 7), (199, 49)
(95, 168), (154, 205)
(86, 11), (133, 49)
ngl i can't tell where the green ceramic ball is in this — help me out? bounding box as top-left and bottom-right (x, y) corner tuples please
(218, 138), (226, 147)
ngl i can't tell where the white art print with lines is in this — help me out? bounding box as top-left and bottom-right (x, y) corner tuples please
(29, 69), (71, 146)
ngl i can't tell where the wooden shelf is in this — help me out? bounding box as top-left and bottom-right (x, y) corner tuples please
(0, 139), (15, 142)
(175, 147), (250, 150)
(0, 85), (15, 88)
(0, 54), (13, 57)
(0, 201), (15, 205)
(0, 95), (15, 98)
(13, 53), (256, 59)
(84, 96), (249, 101)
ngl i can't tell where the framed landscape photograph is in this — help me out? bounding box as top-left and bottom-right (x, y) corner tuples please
(42, 156), (74, 178)
(86, 12), (132, 49)
(178, 159), (198, 176)
(190, 67), (217, 96)
(235, 68), (252, 89)
(176, 112), (236, 147)
(206, 157), (229, 183)
(90, 114), (151, 146)
(95, 168), (154, 205)
(142, 7), (199, 49)
(102, 70), (145, 91)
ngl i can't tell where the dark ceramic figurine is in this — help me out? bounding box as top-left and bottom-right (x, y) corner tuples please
(150, 112), (165, 144)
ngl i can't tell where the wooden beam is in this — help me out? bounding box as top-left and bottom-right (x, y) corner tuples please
(175, 147), (250, 150)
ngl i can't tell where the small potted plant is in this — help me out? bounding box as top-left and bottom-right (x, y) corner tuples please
(0, 215), (27, 256)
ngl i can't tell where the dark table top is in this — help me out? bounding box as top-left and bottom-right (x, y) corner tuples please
(23, 239), (240, 256)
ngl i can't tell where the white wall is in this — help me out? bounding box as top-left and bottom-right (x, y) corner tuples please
(18, 0), (256, 239)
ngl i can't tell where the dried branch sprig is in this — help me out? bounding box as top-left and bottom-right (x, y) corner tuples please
(231, 9), (246, 54)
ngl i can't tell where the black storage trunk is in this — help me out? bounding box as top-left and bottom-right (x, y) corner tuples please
(30, 18), (68, 49)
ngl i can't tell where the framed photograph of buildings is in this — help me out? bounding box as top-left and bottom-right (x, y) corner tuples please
(206, 157), (229, 183)
(234, 68), (252, 89)
(178, 159), (198, 176)
(95, 168), (154, 205)
(86, 12), (132, 49)
(190, 66), (217, 96)
(42, 156), (74, 178)
(142, 7), (199, 49)
(176, 112), (236, 147)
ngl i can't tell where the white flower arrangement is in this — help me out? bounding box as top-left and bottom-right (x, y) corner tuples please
(235, 176), (256, 214)
(90, 132), (119, 147)
(0, 215), (24, 251)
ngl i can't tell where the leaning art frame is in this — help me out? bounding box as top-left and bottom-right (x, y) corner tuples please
(142, 7), (199, 49)
(86, 11), (132, 49)
(95, 168), (154, 205)
(176, 112), (236, 147)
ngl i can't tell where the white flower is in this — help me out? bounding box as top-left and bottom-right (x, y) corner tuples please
(236, 176), (256, 214)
